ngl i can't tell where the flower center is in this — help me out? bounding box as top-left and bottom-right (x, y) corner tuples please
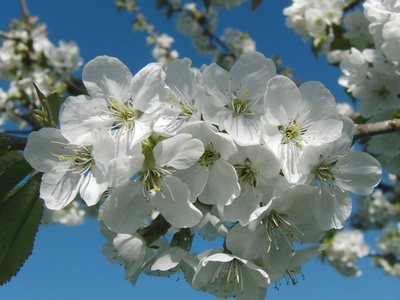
(279, 117), (310, 149)
(312, 158), (337, 182)
(210, 258), (244, 297)
(138, 167), (172, 193)
(312, 155), (352, 197)
(235, 158), (260, 188)
(106, 96), (143, 130)
(227, 91), (255, 118)
(373, 86), (390, 100)
(50, 142), (93, 175)
(198, 142), (221, 167)
(167, 95), (197, 121)
(263, 211), (304, 252)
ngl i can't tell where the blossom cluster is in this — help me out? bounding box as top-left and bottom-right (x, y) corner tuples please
(24, 52), (381, 299)
(324, 229), (370, 277)
(175, 2), (256, 69)
(283, 0), (400, 279)
(337, 0), (400, 174)
(0, 18), (83, 126)
(373, 222), (400, 277)
(283, 0), (345, 42)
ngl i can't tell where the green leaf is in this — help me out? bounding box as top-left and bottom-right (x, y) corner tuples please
(0, 159), (34, 205)
(156, 0), (168, 10)
(203, 0), (211, 11)
(251, 0), (263, 10)
(0, 173), (43, 285)
(46, 93), (66, 125)
(0, 150), (24, 172)
(0, 145), (10, 158)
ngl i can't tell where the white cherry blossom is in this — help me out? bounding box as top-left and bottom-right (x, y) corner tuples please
(24, 127), (115, 209)
(202, 51), (276, 145)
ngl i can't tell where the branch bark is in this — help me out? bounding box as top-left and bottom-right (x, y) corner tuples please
(1, 119), (399, 151)
(0, 133), (28, 151)
(353, 119), (400, 141)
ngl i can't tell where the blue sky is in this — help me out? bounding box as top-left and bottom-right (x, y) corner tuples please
(1, 0), (399, 299)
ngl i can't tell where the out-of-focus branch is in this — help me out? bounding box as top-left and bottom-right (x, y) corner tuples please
(0, 133), (28, 151)
(19, 0), (31, 24)
(3, 119), (400, 150)
(354, 119), (400, 141)
(344, 0), (365, 12)
(9, 105), (42, 131)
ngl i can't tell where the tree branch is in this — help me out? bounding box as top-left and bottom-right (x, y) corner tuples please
(344, 0), (365, 11)
(353, 119), (400, 141)
(0, 133), (28, 151)
(2, 119), (400, 152)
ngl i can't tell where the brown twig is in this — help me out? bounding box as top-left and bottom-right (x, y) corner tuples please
(343, 0), (365, 12)
(0, 133), (28, 150)
(353, 119), (400, 141)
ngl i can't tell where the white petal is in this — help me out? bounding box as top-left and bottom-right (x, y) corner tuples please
(198, 160), (240, 206)
(335, 151), (382, 195)
(151, 247), (188, 271)
(100, 181), (150, 233)
(230, 52), (276, 100)
(303, 119), (343, 147)
(223, 189), (262, 225)
(224, 115), (261, 146)
(40, 170), (83, 210)
(130, 63), (167, 113)
(154, 134), (204, 169)
(176, 164), (209, 203)
(83, 56), (133, 100)
(79, 165), (108, 206)
(265, 75), (301, 124)
(154, 177), (202, 228)
(24, 128), (70, 173)
(226, 223), (266, 259)
(113, 233), (147, 278)
(317, 184), (352, 230)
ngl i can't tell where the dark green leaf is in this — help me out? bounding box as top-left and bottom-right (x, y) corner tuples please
(0, 150), (24, 172)
(0, 146), (10, 158)
(0, 173), (43, 285)
(0, 159), (34, 205)
(46, 93), (66, 125)
(0, 136), (9, 145)
(203, 0), (211, 11)
(251, 0), (263, 10)
(156, 0), (168, 10)
(165, 5), (175, 19)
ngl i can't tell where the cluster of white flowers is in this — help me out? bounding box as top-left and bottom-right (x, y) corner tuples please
(339, 47), (400, 119)
(373, 223), (400, 277)
(284, 0), (400, 179)
(0, 20), (83, 125)
(147, 34), (179, 66)
(176, 4), (218, 55)
(352, 189), (398, 230)
(336, 1), (400, 173)
(24, 52), (381, 299)
(175, 2), (256, 68)
(283, 0), (345, 42)
(342, 9), (374, 49)
(325, 229), (370, 277)
(41, 200), (86, 227)
(214, 28), (256, 70)
(209, 0), (249, 10)
(364, 0), (400, 62)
